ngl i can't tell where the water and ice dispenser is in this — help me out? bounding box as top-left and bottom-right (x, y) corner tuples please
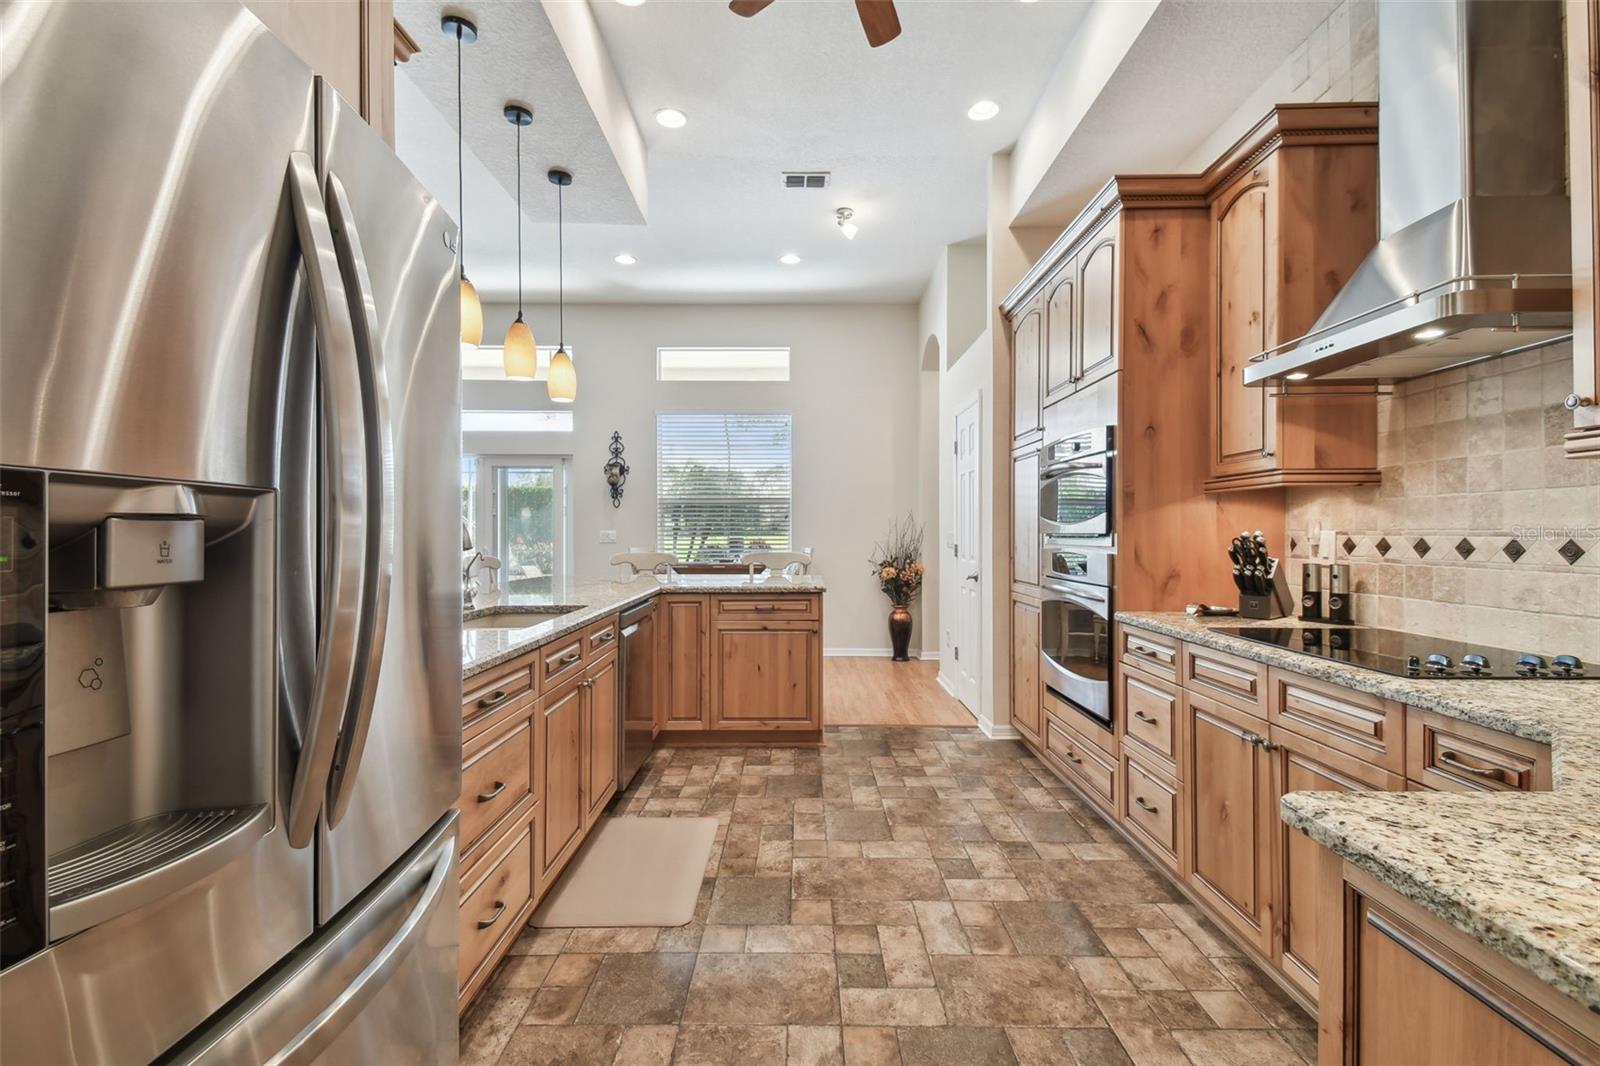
(1, 467), (275, 965)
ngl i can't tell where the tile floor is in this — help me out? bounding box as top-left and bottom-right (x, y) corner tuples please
(460, 726), (1316, 1066)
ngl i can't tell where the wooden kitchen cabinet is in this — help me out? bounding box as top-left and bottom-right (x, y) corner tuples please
(241, 0), (397, 145)
(1186, 690), (1275, 955)
(1205, 105), (1381, 492)
(537, 676), (585, 893)
(1043, 262), (1077, 404)
(583, 652), (619, 827)
(1010, 595), (1041, 745)
(1010, 448), (1040, 590)
(1011, 295), (1044, 445)
(709, 620), (821, 730)
(1074, 222), (1118, 391)
(1567, 0), (1600, 459)
(660, 595), (711, 729)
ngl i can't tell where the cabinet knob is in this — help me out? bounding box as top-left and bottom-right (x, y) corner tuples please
(1565, 393), (1595, 410)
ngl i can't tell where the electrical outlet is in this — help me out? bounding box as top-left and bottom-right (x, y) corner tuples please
(599, 530), (617, 544)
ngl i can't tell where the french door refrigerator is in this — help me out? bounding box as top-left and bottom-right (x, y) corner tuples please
(0, 2), (462, 1062)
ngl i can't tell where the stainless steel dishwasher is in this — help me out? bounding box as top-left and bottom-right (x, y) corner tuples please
(618, 600), (657, 791)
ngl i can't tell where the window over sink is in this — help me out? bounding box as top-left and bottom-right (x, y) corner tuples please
(656, 412), (792, 563)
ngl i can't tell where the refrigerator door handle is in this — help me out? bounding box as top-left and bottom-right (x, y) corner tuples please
(320, 169), (395, 830)
(285, 151), (369, 850)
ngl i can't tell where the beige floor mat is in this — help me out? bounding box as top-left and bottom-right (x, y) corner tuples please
(529, 816), (717, 929)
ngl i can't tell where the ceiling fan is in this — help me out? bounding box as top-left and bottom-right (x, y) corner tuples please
(729, 0), (901, 48)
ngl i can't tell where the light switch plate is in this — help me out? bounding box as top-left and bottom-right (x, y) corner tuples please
(599, 530), (617, 544)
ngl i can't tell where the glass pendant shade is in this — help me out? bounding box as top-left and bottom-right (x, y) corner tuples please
(459, 274), (483, 348)
(503, 316), (537, 379)
(547, 347), (577, 403)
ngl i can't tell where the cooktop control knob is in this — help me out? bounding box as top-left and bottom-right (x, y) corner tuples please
(1553, 654), (1584, 676)
(1424, 653), (1453, 673)
(1516, 654), (1547, 676)
(1461, 653), (1489, 674)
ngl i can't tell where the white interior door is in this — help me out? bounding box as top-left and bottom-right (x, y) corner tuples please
(954, 398), (981, 714)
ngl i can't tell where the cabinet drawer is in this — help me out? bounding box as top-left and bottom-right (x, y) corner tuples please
(1121, 664), (1180, 768)
(583, 614), (620, 656)
(1406, 711), (1551, 793)
(463, 659), (534, 728)
(714, 594), (819, 621)
(1122, 754), (1181, 867)
(460, 718), (533, 854)
(458, 823), (533, 993)
(1043, 709), (1117, 811)
(1184, 644), (1267, 712)
(1269, 669), (1405, 773)
(539, 636), (585, 688)
(1120, 625), (1180, 681)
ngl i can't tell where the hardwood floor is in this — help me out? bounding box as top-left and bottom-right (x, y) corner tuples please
(824, 657), (976, 727)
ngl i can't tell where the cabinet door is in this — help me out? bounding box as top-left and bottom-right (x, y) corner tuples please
(1270, 729), (1399, 1000)
(1076, 229), (1118, 389)
(584, 654), (620, 826)
(242, 0), (363, 110)
(661, 595), (710, 729)
(1011, 303), (1043, 443)
(710, 625), (820, 728)
(1568, 0), (1600, 457)
(1011, 449), (1040, 588)
(1211, 174), (1277, 479)
(537, 679), (585, 888)
(1186, 691), (1274, 953)
(1043, 266), (1077, 403)
(1010, 598), (1041, 744)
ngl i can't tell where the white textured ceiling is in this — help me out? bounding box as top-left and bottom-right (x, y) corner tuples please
(398, 0), (1090, 303)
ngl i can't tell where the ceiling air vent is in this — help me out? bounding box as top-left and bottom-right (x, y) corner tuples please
(782, 171), (830, 189)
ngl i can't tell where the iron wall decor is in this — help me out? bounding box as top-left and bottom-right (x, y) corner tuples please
(604, 431), (629, 508)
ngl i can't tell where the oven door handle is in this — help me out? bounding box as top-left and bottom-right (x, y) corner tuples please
(1040, 458), (1106, 479)
(1044, 582), (1107, 604)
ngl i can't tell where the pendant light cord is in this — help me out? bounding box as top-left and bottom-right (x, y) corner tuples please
(515, 121), (523, 318)
(456, 26), (465, 279)
(558, 180), (565, 348)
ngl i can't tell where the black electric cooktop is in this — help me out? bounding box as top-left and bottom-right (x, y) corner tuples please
(1212, 626), (1588, 679)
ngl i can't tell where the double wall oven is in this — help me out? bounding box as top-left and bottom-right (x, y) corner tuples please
(1039, 423), (1115, 732)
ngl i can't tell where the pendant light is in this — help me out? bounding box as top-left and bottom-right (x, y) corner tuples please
(442, 15), (482, 352)
(546, 167), (577, 404)
(502, 104), (537, 380)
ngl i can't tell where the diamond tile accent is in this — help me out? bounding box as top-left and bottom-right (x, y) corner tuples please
(1558, 538), (1586, 565)
(1455, 537), (1475, 560)
(1289, 536), (1299, 554)
(1375, 537), (1391, 557)
(1342, 536), (1357, 555)
(1413, 537), (1431, 558)
(1503, 538), (1526, 562)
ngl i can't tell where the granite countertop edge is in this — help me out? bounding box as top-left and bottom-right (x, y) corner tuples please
(1116, 610), (1600, 1014)
(462, 575), (826, 678)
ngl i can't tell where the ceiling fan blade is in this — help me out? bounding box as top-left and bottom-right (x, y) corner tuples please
(729, 0), (775, 16)
(854, 0), (901, 47)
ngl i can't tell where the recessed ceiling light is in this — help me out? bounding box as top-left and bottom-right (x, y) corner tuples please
(1413, 327), (1447, 341)
(614, 253), (637, 265)
(1285, 372), (1310, 381)
(780, 253), (801, 265)
(654, 108), (687, 129)
(967, 100), (1000, 122)
(618, 0), (646, 5)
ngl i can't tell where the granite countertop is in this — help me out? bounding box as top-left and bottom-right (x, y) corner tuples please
(463, 573), (826, 678)
(1116, 610), (1600, 1013)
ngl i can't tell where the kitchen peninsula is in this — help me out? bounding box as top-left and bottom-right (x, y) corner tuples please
(456, 573), (825, 1008)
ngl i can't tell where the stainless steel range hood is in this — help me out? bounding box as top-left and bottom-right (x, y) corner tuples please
(1245, 0), (1572, 387)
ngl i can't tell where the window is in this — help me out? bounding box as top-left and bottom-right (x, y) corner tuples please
(461, 345), (571, 381)
(657, 412), (792, 563)
(461, 410), (574, 433)
(657, 347), (790, 382)
(464, 454), (571, 595)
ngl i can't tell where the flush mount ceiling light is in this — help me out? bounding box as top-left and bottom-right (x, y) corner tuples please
(1413, 327), (1448, 341)
(443, 15), (482, 353)
(1285, 372), (1310, 381)
(835, 207), (858, 240)
(654, 108), (687, 129)
(502, 104), (538, 381)
(967, 100), (1000, 121)
(779, 253), (801, 265)
(614, 253), (637, 265)
(547, 168), (577, 404)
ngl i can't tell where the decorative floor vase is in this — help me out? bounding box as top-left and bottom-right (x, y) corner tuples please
(888, 604), (912, 662)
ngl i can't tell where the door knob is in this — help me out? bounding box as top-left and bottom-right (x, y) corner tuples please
(965, 572), (979, 582)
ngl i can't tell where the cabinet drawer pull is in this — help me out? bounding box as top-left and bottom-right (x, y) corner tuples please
(1438, 751), (1506, 780)
(553, 649), (580, 666)
(476, 780), (507, 803)
(477, 901), (507, 929)
(477, 689), (510, 711)
(1133, 796), (1158, 814)
(753, 604), (779, 612)
(1063, 748), (1082, 764)
(1132, 710), (1158, 724)
(1129, 642), (1167, 661)
(592, 629), (614, 644)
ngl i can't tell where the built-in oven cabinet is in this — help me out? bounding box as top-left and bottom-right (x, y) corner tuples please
(1011, 448), (1040, 591)
(1566, 0), (1600, 459)
(1038, 429), (1112, 542)
(1040, 212), (1120, 409)
(1010, 594), (1042, 746)
(1039, 571), (1113, 730)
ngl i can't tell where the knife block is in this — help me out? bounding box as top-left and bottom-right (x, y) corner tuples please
(1239, 562), (1293, 620)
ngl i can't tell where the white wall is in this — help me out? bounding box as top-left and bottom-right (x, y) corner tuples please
(465, 301), (922, 654)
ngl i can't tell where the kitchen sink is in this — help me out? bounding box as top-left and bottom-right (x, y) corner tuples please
(463, 607), (582, 630)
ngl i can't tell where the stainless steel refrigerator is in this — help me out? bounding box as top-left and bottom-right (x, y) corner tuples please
(0, 2), (462, 1062)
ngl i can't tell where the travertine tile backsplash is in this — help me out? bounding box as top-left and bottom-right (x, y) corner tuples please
(1286, 342), (1600, 661)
